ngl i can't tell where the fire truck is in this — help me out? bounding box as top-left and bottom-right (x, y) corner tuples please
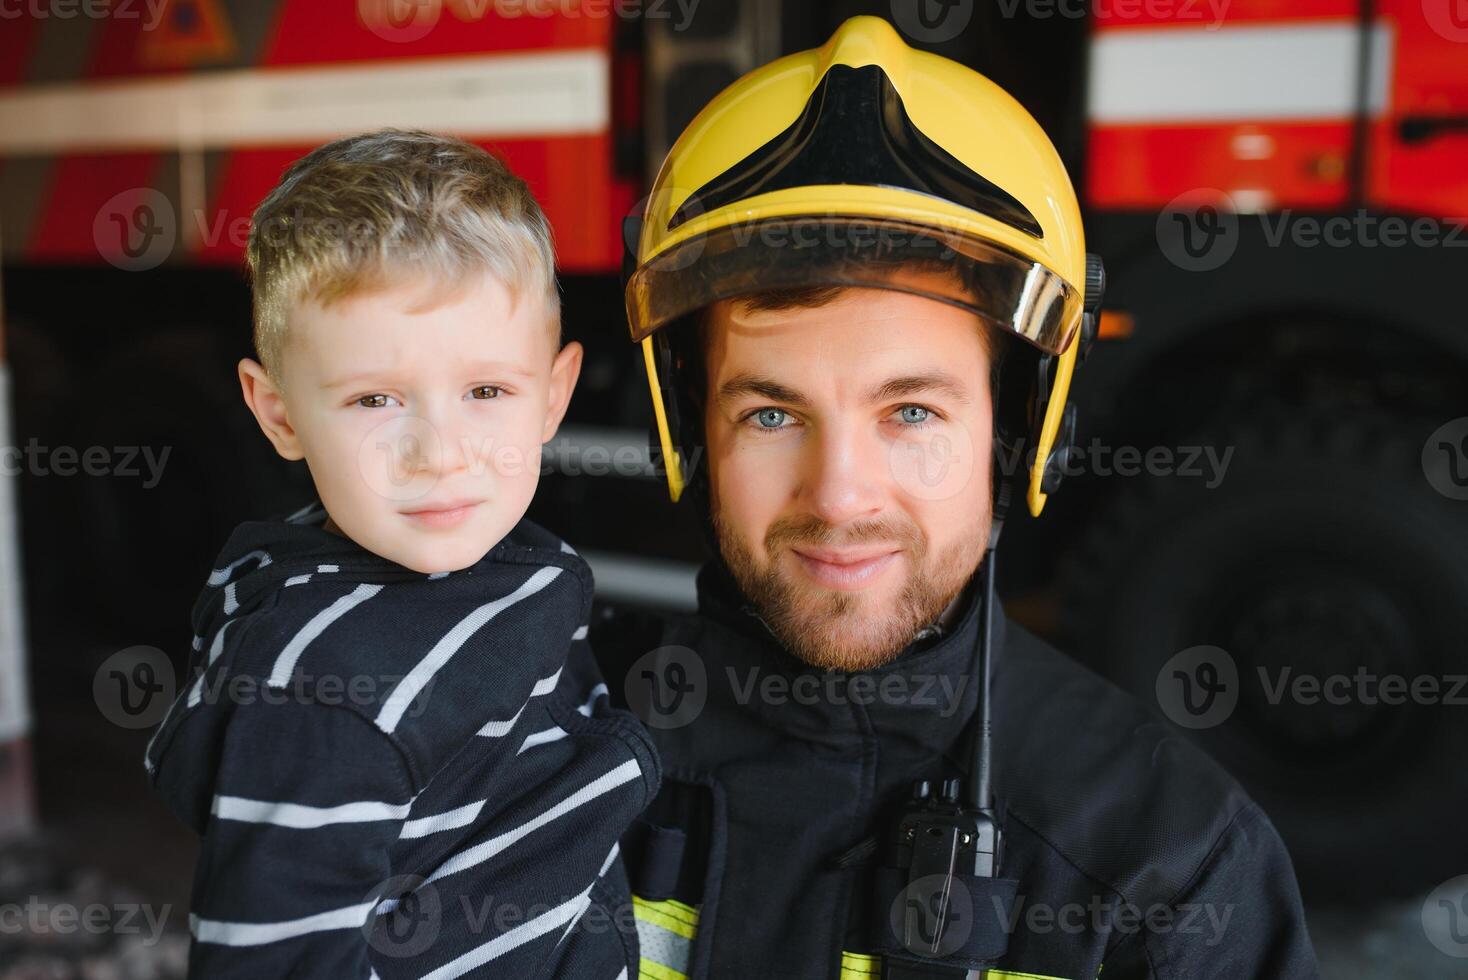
(0, 0), (1463, 901)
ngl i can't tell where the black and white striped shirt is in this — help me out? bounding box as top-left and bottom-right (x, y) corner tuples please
(146, 504), (659, 979)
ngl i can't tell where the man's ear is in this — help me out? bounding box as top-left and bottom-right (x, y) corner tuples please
(238, 359), (305, 461)
(542, 341), (584, 443)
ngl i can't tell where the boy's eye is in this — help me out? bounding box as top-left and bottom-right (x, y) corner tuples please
(470, 385), (504, 400)
(357, 394), (398, 409)
(898, 405), (931, 425)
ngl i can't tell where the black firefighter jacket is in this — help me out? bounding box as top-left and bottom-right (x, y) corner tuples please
(593, 560), (1320, 980)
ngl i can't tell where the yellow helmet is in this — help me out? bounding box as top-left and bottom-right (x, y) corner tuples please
(626, 15), (1101, 516)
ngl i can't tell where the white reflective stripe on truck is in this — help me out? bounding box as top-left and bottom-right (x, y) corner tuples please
(0, 361), (32, 743)
(1088, 20), (1393, 123)
(0, 49), (610, 156)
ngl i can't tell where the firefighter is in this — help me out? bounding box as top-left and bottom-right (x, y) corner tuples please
(598, 16), (1320, 980)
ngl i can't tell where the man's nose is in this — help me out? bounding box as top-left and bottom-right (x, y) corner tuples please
(800, 421), (886, 526)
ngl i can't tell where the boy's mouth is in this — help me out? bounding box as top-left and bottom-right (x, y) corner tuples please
(400, 499), (482, 529)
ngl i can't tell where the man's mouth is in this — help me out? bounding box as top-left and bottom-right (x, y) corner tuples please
(789, 545), (902, 591)
(400, 500), (482, 529)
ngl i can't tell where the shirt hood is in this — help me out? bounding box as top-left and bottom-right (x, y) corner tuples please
(188, 502), (385, 641)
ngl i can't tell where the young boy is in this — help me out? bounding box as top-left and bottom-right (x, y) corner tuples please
(144, 130), (658, 979)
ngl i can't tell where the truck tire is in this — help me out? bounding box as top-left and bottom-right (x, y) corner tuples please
(1059, 411), (1468, 903)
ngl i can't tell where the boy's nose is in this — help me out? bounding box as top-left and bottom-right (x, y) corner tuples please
(379, 405), (463, 484)
(427, 413), (478, 478)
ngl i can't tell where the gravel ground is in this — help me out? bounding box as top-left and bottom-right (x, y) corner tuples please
(0, 835), (1455, 980)
(0, 839), (187, 980)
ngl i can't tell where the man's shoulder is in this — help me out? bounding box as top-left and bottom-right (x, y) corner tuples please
(996, 621), (1259, 907)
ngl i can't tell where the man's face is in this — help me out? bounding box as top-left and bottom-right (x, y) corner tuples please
(704, 283), (994, 671)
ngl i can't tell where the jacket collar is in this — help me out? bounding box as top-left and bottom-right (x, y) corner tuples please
(690, 557), (1003, 754)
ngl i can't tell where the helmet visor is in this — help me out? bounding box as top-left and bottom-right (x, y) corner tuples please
(626, 216), (1082, 354)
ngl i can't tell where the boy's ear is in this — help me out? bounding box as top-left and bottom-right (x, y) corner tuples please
(542, 341), (584, 443)
(238, 359), (305, 461)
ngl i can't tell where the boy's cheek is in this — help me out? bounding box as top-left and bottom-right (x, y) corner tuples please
(497, 436), (548, 483)
(465, 407), (550, 482)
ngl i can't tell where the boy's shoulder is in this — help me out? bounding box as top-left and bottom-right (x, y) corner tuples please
(494, 517), (588, 563)
(167, 516), (598, 791)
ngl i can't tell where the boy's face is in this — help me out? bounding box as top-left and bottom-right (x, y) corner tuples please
(240, 271), (581, 574)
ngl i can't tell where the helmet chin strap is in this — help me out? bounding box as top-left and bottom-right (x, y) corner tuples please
(969, 446), (1011, 812)
(989, 449), (1013, 552)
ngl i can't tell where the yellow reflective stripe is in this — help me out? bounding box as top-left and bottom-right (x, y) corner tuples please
(639, 959), (689, 980)
(633, 896), (699, 940)
(635, 897), (699, 980)
(840, 954), (1074, 980)
(633, 910), (1079, 980)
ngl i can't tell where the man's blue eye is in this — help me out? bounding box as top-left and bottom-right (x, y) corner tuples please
(755, 409), (787, 428)
(899, 406), (930, 424)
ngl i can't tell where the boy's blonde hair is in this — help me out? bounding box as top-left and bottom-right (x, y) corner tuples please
(246, 129), (559, 381)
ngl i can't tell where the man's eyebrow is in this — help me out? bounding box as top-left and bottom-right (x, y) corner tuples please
(868, 372), (973, 404)
(715, 373), (811, 407)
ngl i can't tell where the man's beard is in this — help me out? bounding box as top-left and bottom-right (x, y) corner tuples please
(712, 508), (985, 672)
